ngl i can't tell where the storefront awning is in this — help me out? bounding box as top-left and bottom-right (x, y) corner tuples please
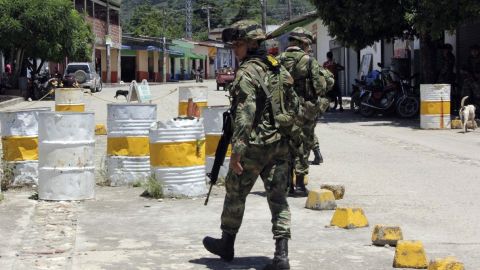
(188, 53), (206, 60)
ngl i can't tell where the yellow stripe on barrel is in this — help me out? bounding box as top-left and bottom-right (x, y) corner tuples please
(150, 140), (205, 167)
(55, 104), (85, 112)
(2, 136), (39, 161)
(205, 134), (231, 157)
(420, 101), (450, 115)
(107, 137), (150, 156)
(178, 101), (208, 116)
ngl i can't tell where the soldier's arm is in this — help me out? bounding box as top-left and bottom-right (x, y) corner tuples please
(310, 57), (327, 97)
(230, 69), (257, 156)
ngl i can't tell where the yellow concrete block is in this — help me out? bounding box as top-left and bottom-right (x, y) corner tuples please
(95, 124), (107, 135)
(393, 240), (428, 269)
(428, 257), (464, 270)
(451, 119), (462, 129)
(330, 207), (369, 229)
(371, 225), (403, 246)
(305, 189), (337, 210)
(320, 184), (345, 200)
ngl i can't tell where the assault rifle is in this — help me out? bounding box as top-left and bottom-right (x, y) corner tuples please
(204, 109), (233, 206)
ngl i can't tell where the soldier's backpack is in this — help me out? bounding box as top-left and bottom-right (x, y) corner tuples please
(278, 52), (331, 118)
(245, 56), (303, 141)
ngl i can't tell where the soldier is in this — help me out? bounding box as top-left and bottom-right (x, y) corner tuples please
(203, 20), (295, 270)
(277, 27), (327, 196)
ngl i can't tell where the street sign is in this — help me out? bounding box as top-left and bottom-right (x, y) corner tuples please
(128, 80), (152, 103)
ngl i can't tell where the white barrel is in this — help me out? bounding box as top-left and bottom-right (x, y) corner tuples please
(107, 103), (157, 186)
(55, 88), (85, 112)
(178, 86), (208, 117)
(420, 84), (451, 129)
(203, 106), (231, 180)
(0, 107), (50, 186)
(150, 118), (207, 197)
(38, 112), (95, 200)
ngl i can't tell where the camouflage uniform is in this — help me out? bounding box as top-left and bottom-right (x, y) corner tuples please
(204, 21), (293, 270)
(221, 57), (292, 239)
(277, 28), (327, 178)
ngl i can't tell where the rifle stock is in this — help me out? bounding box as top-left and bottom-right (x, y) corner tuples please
(204, 110), (232, 206)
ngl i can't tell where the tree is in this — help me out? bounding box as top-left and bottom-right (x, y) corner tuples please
(311, 0), (480, 83)
(124, 4), (185, 39)
(0, 0), (93, 80)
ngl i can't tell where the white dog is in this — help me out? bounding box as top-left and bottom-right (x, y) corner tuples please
(459, 96), (477, 133)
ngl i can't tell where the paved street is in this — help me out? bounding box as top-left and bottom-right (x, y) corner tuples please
(1, 80), (479, 269)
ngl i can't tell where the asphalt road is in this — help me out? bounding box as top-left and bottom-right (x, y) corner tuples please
(1, 80), (479, 269)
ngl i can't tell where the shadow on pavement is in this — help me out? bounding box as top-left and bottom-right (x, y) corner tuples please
(190, 256), (271, 270)
(320, 109), (421, 129)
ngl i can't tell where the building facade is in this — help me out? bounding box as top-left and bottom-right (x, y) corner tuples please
(73, 0), (122, 83)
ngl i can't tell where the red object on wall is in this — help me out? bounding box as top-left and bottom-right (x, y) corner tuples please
(137, 71), (149, 81)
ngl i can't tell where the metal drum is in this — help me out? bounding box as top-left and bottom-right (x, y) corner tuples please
(150, 118), (207, 197)
(107, 104), (157, 186)
(203, 106), (231, 180)
(420, 84), (451, 129)
(178, 86), (208, 117)
(38, 112), (95, 200)
(55, 88), (85, 112)
(0, 107), (50, 186)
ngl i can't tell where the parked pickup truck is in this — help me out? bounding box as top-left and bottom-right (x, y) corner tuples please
(216, 67), (235, 91)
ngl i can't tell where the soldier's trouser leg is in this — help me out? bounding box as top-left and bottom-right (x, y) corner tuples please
(220, 167), (259, 236)
(261, 158), (291, 239)
(294, 120), (316, 176)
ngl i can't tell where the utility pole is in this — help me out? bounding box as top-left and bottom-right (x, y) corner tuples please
(162, 8), (167, 82)
(287, 0), (292, 20)
(185, 0), (193, 39)
(106, 0), (111, 83)
(260, 0), (267, 32)
(202, 6), (211, 35)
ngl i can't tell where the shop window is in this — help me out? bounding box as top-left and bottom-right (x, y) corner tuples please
(110, 9), (119, 26)
(86, 0), (93, 17)
(75, 0), (84, 13)
(95, 3), (107, 22)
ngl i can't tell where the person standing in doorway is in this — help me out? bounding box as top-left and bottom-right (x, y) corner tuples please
(323, 51), (344, 111)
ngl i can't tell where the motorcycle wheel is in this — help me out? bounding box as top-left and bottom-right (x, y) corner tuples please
(396, 96), (419, 118)
(359, 96), (375, 117)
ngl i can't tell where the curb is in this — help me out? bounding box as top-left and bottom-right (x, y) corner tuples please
(0, 96), (25, 110)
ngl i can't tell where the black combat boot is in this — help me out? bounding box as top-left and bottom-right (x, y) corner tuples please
(310, 148), (324, 165)
(295, 175), (308, 197)
(203, 231), (236, 262)
(264, 238), (290, 270)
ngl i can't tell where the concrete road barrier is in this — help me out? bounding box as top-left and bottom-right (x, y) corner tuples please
(106, 104), (157, 186)
(0, 108), (50, 186)
(38, 112), (95, 200)
(55, 88), (85, 112)
(150, 118), (207, 197)
(393, 240), (428, 269)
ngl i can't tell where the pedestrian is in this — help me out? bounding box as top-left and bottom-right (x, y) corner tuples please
(277, 27), (328, 196)
(461, 45), (480, 106)
(437, 44), (457, 111)
(203, 20), (295, 270)
(5, 63), (12, 76)
(323, 51), (345, 111)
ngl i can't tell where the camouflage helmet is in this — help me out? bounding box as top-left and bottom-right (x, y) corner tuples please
(222, 20), (266, 43)
(288, 27), (314, 44)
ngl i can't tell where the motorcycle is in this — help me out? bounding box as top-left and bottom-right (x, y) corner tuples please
(351, 70), (383, 113)
(359, 63), (419, 118)
(195, 69), (204, 83)
(31, 71), (58, 100)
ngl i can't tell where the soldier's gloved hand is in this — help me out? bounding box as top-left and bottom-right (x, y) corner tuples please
(230, 153), (244, 175)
